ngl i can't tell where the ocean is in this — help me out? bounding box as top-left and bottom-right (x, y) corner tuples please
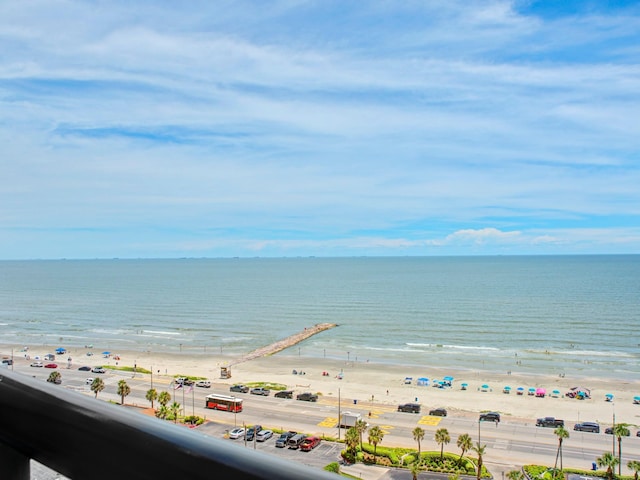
(1, 255), (638, 381)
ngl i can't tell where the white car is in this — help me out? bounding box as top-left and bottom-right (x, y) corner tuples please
(195, 380), (211, 388)
(86, 378), (94, 385)
(256, 429), (273, 442)
(228, 427), (245, 439)
(92, 367), (106, 373)
(30, 361), (43, 367)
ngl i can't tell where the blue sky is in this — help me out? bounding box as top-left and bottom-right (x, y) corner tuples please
(1, 0), (639, 259)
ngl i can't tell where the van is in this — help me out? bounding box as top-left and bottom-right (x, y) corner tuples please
(287, 433), (307, 449)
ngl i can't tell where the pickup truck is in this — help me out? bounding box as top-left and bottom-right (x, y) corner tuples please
(250, 387), (271, 396)
(536, 417), (564, 428)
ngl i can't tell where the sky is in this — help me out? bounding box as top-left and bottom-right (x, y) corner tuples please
(1, 0), (639, 260)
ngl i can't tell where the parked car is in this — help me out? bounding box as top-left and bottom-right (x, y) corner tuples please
(300, 436), (321, 451)
(397, 403), (421, 413)
(230, 384), (249, 393)
(78, 366), (92, 371)
(30, 361), (43, 367)
(85, 378), (94, 385)
(44, 363), (58, 368)
(195, 380), (211, 388)
(256, 429), (273, 442)
(429, 408), (447, 417)
(245, 425), (263, 441)
(296, 392), (318, 402)
(287, 433), (308, 449)
(275, 431), (297, 448)
(479, 412), (501, 422)
(92, 366), (106, 373)
(574, 422), (600, 433)
(274, 390), (293, 399)
(605, 427), (630, 436)
(2, 359), (13, 365)
(637, 430), (640, 437)
(228, 427), (245, 439)
(250, 387), (271, 396)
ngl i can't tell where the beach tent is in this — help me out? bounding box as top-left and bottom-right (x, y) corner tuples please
(417, 377), (429, 386)
(503, 386), (511, 394)
(536, 388), (546, 398)
(516, 387), (525, 395)
(528, 387), (536, 396)
(443, 376), (454, 386)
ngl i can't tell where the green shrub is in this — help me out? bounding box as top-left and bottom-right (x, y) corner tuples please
(324, 462), (340, 473)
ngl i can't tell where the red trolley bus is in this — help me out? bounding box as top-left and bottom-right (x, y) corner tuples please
(205, 393), (243, 412)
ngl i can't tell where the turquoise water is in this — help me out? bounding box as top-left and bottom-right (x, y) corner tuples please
(0, 255), (638, 380)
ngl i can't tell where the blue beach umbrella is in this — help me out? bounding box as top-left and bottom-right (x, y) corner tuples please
(528, 387), (536, 395)
(517, 387), (524, 393)
(55, 347), (66, 353)
(461, 383), (468, 390)
(634, 396), (640, 404)
(605, 393), (614, 402)
(102, 351), (111, 355)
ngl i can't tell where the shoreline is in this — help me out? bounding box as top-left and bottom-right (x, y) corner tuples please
(4, 343), (639, 429)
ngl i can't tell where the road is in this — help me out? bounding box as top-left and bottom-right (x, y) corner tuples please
(12, 362), (640, 479)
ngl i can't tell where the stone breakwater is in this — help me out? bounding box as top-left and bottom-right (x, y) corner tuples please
(229, 323), (337, 366)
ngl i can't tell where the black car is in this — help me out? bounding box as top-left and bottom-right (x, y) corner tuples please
(229, 384), (249, 393)
(245, 425), (263, 441)
(275, 431), (297, 447)
(605, 427), (630, 436)
(574, 422), (600, 433)
(429, 408), (447, 417)
(479, 412), (501, 422)
(78, 366), (92, 371)
(296, 392), (318, 402)
(397, 403), (421, 413)
(274, 390), (293, 399)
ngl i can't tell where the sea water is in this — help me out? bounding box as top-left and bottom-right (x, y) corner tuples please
(0, 255), (638, 380)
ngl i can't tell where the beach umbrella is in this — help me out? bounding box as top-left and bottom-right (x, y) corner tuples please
(461, 383), (468, 390)
(552, 389), (561, 397)
(528, 387), (536, 395)
(102, 351), (111, 355)
(605, 393), (614, 402)
(634, 396), (640, 404)
(517, 387), (524, 392)
(481, 384), (490, 391)
(55, 347), (66, 353)
(443, 376), (454, 382)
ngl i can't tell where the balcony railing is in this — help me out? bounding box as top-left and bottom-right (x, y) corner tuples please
(0, 369), (338, 480)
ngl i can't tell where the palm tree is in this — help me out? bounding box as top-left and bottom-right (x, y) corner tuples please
(413, 426), (425, 458)
(146, 388), (158, 409)
(457, 433), (473, 462)
(156, 404), (169, 420)
(158, 390), (171, 407)
(471, 442), (486, 480)
(409, 461), (421, 480)
(355, 418), (368, 450)
(91, 377), (105, 399)
(170, 401), (181, 423)
(117, 379), (131, 405)
(46, 371), (61, 384)
(597, 451), (619, 480)
(627, 460), (640, 480)
(368, 425), (384, 455)
(344, 427), (360, 458)
(613, 423), (630, 475)
(435, 428), (450, 460)
(553, 425), (569, 472)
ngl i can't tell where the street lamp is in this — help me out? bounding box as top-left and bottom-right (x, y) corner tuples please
(347, 351), (350, 362)
(338, 387), (341, 441)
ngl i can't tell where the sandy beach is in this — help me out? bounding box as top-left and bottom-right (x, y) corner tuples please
(7, 343), (639, 430)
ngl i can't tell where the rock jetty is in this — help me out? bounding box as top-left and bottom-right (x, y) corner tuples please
(230, 323), (337, 366)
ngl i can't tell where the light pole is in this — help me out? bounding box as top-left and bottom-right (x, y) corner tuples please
(234, 397), (237, 427)
(347, 351), (350, 363)
(612, 402), (616, 457)
(338, 387), (341, 440)
(150, 365), (153, 390)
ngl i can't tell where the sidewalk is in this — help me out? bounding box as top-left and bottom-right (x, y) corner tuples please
(340, 463), (391, 479)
